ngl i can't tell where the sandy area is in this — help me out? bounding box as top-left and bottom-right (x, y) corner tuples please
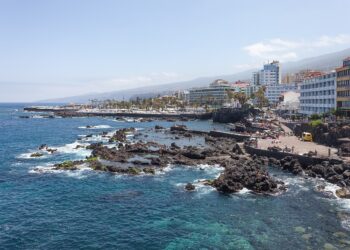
(257, 123), (338, 158)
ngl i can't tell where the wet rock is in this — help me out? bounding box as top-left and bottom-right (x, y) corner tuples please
(343, 170), (350, 179)
(182, 150), (205, 160)
(185, 183), (195, 191)
(30, 152), (44, 157)
(311, 164), (325, 176)
(46, 148), (57, 154)
(170, 142), (180, 149)
(199, 179), (214, 186)
(154, 125), (164, 130)
(127, 167), (142, 175)
(327, 175), (343, 184)
(280, 157), (303, 175)
(183, 132), (192, 138)
(109, 128), (135, 143)
(315, 184), (337, 199)
(89, 160), (108, 171)
(39, 144), (48, 150)
(268, 157), (280, 166)
(333, 165), (344, 175)
(213, 157), (284, 194)
(54, 160), (83, 170)
(170, 124), (187, 132)
(335, 187), (350, 199)
(232, 143), (244, 155)
(38, 144), (57, 153)
(143, 167), (156, 174)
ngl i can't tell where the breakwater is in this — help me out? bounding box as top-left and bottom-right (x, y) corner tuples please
(24, 107), (213, 120)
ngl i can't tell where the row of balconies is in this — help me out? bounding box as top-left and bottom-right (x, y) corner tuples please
(300, 95), (336, 100)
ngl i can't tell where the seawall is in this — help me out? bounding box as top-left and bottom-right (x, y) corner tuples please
(244, 144), (343, 167)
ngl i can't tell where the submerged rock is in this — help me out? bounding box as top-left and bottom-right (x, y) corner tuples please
(294, 226), (306, 233)
(324, 243), (337, 250)
(301, 233), (312, 241)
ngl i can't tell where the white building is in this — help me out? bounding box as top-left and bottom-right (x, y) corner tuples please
(299, 71), (337, 115)
(265, 83), (299, 103)
(189, 79), (235, 106)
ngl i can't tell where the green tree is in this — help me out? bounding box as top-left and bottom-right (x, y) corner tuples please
(254, 87), (269, 108)
(310, 113), (321, 120)
(232, 92), (248, 106)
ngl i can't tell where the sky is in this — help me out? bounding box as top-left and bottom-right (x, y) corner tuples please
(1, 0), (350, 102)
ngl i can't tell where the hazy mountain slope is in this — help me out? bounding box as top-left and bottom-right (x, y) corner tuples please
(282, 48), (350, 73)
(39, 70), (253, 103)
(39, 48), (350, 103)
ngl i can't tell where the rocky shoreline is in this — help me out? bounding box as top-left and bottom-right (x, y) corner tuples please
(31, 122), (350, 198)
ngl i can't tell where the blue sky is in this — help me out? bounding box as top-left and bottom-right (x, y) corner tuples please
(1, 0), (350, 102)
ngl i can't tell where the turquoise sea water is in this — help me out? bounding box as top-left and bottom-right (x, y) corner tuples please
(0, 103), (349, 249)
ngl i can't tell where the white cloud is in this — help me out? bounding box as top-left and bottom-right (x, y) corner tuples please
(243, 34), (350, 62)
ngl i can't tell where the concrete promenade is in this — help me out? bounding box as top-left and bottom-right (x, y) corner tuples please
(257, 122), (338, 158)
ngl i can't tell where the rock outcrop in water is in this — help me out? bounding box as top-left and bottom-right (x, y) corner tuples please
(108, 127), (135, 143)
(269, 156), (350, 188)
(213, 156), (285, 194)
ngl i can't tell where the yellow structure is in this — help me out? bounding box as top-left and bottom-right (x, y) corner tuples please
(302, 132), (313, 142)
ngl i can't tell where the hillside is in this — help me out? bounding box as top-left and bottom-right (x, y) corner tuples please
(39, 48), (350, 103)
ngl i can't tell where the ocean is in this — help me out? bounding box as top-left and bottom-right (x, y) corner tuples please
(0, 103), (349, 249)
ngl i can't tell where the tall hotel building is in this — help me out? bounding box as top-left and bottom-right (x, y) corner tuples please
(259, 61), (281, 85)
(336, 57), (350, 117)
(299, 72), (337, 115)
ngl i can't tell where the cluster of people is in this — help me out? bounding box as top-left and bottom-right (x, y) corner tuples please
(282, 145), (295, 153)
(271, 139), (282, 144)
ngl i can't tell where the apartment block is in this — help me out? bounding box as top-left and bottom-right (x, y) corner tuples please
(336, 57), (350, 116)
(299, 72), (336, 115)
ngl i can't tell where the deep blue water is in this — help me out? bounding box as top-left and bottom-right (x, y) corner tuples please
(0, 103), (349, 249)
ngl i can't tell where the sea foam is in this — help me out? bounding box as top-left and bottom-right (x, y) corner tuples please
(78, 125), (112, 129)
